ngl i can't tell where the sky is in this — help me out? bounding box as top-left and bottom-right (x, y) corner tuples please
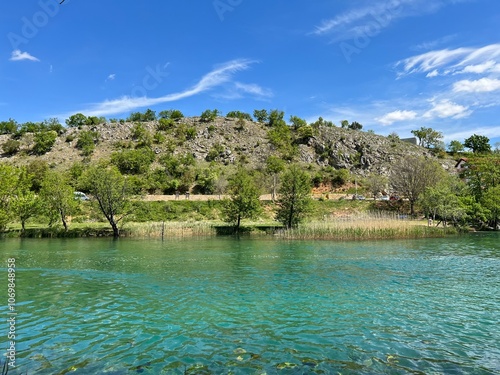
(1, 0), (499, 145)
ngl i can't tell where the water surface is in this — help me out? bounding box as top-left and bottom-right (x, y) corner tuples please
(1, 234), (499, 374)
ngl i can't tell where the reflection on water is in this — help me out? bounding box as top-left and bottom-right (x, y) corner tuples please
(1, 234), (499, 374)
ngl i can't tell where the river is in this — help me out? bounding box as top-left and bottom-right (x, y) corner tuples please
(1, 234), (499, 374)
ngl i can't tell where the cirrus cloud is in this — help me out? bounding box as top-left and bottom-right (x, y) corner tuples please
(9, 49), (40, 62)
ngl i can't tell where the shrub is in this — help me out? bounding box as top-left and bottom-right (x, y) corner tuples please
(2, 139), (20, 155)
(157, 118), (175, 131)
(33, 131), (57, 155)
(66, 113), (88, 128)
(159, 109), (184, 120)
(200, 109), (220, 122)
(226, 111), (252, 121)
(76, 130), (99, 156)
(0, 119), (18, 134)
(206, 143), (224, 162)
(111, 148), (155, 174)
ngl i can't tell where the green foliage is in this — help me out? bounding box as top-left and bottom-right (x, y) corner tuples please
(40, 171), (78, 230)
(448, 140), (465, 154)
(310, 117), (335, 128)
(127, 109), (156, 122)
(420, 176), (467, 225)
(0, 118), (18, 134)
(464, 134), (491, 153)
(76, 130), (99, 156)
(33, 131), (57, 155)
(267, 123), (297, 159)
(348, 121), (363, 130)
(253, 109), (269, 123)
(157, 118), (175, 131)
(206, 143), (225, 162)
(153, 131), (166, 144)
(11, 169), (43, 231)
(226, 111), (252, 121)
(81, 165), (130, 237)
(0, 164), (19, 230)
(26, 160), (49, 192)
(481, 185), (500, 228)
(276, 165), (312, 228)
(66, 113), (88, 128)
(223, 168), (262, 230)
(159, 109), (184, 120)
(2, 139), (20, 155)
(131, 123), (153, 148)
(296, 125), (314, 142)
(268, 109), (286, 127)
(341, 120), (349, 129)
(200, 109), (220, 122)
(411, 127), (444, 148)
(195, 166), (219, 194)
(290, 115), (307, 130)
(111, 148), (156, 174)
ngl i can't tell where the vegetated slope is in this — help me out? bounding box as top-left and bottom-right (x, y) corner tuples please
(0, 116), (454, 176)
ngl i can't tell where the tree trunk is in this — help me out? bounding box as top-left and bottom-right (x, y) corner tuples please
(111, 221), (120, 238)
(60, 210), (68, 231)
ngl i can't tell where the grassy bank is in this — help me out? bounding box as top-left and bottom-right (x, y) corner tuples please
(276, 212), (461, 240)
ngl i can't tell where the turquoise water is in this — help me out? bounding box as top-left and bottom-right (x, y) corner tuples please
(1, 234), (499, 374)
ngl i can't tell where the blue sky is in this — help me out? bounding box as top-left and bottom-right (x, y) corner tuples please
(1, 0), (499, 145)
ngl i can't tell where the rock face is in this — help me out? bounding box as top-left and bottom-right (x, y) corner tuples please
(0, 117), (453, 175)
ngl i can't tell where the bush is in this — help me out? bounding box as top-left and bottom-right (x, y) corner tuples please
(111, 148), (156, 174)
(127, 109), (156, 122)
(2, 139), (20, 155)
(200, 109), (220, 122)
(157, 118), (175, 131)
(226, 111), (252, 121)
(66, 113), (88, 128)
(159, 109), (184, 120)
(33, 131), (57, 155)
(76, 130), (99, 156)
(206, 143), (224, 161)
(0, 119), (18, 134)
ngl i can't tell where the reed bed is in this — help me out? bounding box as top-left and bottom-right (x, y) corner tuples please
(124, 221), (217, 238)
(278, 211), (459, 240)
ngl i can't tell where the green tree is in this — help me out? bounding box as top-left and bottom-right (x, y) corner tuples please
(411, 127), (443, 148)
(66, 113), (88, 128)
(0, 118), (18, 134)
(310, 117), (335, 128)
(276, 165), (312, 228)
(289, 115), (307, 130)
(348, 121), (363, 130)
(481, 185), (500, 229)
(76, 130), (99, 156)
(253, 109), (268, 123)
(265, 155), (285, 201)
(26, 160), (49, 193)
(0, 164), (19, 230)
(390, 156), (443, 215)
(159, 109), (184, 120)
(111, 148), (155, 175)
(227, 111), (252, 121)
(268, 110), (286, 127)
(340, 120), (349, 129)
(200, 109), (220, 122)
(40, 171), (78, 231)
(448, 140), (465, 154)
(464, 134), (491, 153)
(82, 165), (130, 238)
(223, 168), (261, 231)
(33, 131), (57, 155)
(2, 140), (21, 155)
(11, 169), (42, 232)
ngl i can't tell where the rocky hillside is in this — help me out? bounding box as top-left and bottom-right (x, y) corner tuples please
(0, 116), (455, 177)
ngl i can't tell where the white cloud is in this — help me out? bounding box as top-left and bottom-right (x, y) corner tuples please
(106, 74), (116, 82)
(396, 43), (500, 76)
(413, 34), (457, 51)
(234, 82), (273, 97)
(9, 49), (40, 62)
(312, 0), (464, 41)
(423, 99), (471, 119)
(59, 59), (257, 117)
(376, 110), (417, 125)
(426, 69), (439, 78)
(454, 60), (500, 74)
(453, 78), (500, 93)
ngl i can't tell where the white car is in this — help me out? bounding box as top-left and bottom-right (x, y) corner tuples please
(74, 191), (89, 201)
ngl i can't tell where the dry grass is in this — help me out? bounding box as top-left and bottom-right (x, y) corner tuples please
(124, 221), (216, 238)
(277, 211), (459, 240)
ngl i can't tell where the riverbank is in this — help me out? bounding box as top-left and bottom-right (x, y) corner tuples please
(1, 216), (463, 240)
